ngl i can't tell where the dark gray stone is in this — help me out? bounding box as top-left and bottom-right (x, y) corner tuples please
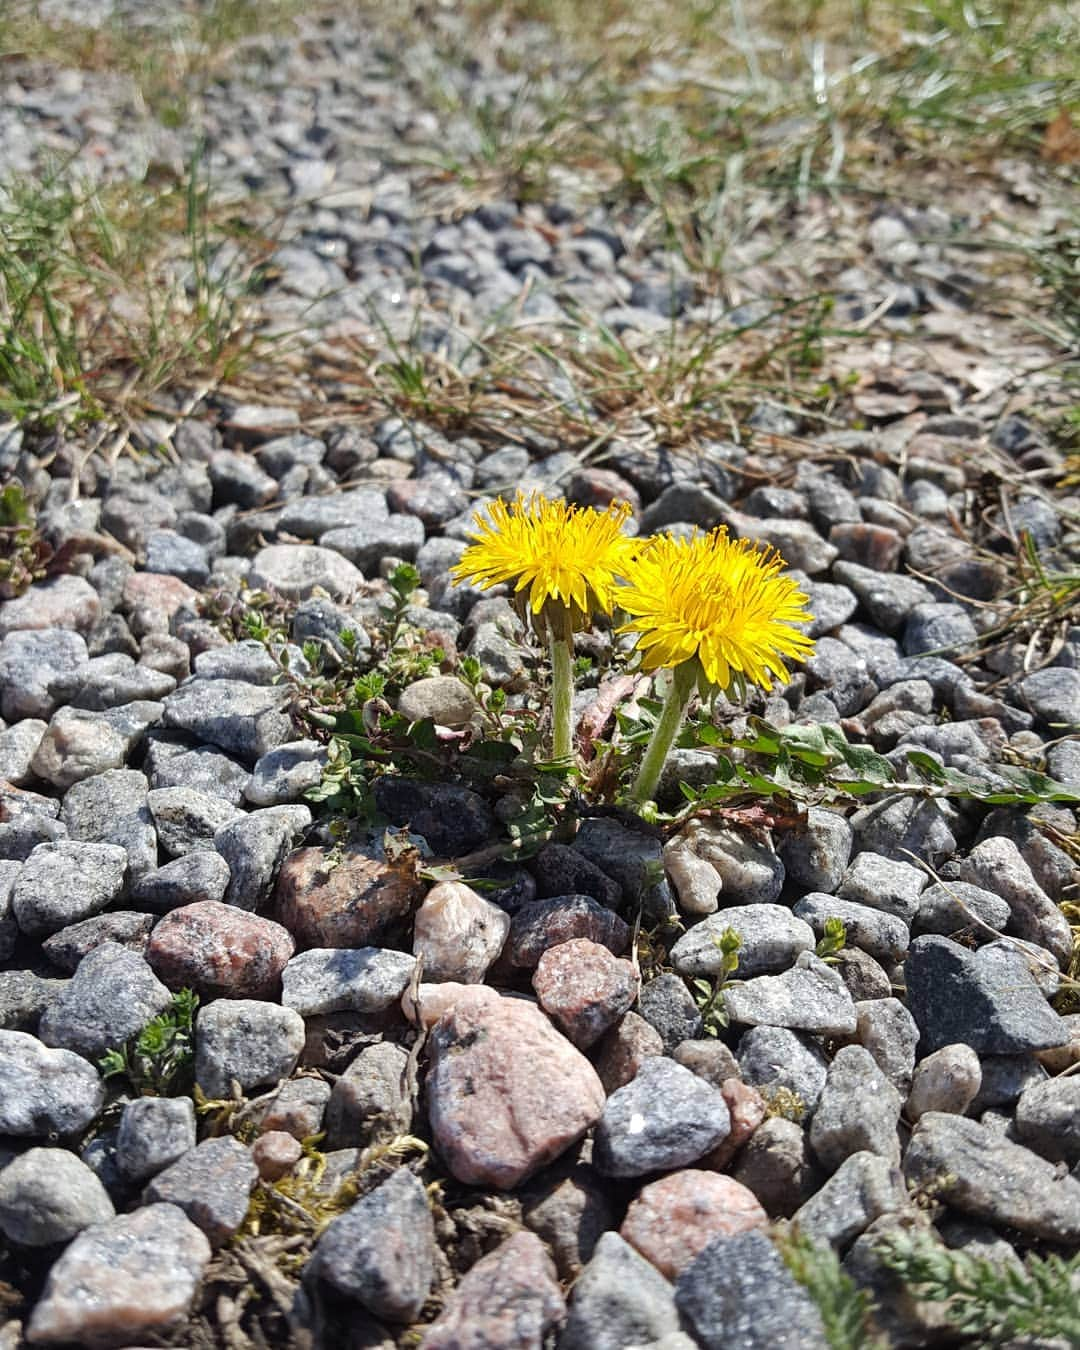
(39, 942), (172, 1061)
(737, 1026), (829, 1115)
(809, 1045), (902, 1172)
(312, 1167), (436, 1321)
(675, 1231), (828, 1349)
(214, 805), (311, 911)
(144, 1136), (258, 1245)
(148, 785), (243, 857)
(559, 1232), (679, 1350)
(131, 851), (231, 912)
(905, 935), (1069, 1054)
(116, 1095), (198, 1184)
(41, 910), (155, 972)
(904, 1112), (1080, 1242)
(636, 972), (703, 1052)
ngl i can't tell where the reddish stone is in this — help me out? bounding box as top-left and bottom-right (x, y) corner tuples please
(594, 1011), (664, 1093)
(703, 1078), (768, 1170)
(829, 523), (904, 572)
(426, 987), (606, 1189)
(565, 468), (642, 514)
(532, 938), (639, 1049)
(419, 1231), (564, 1350)
(146, 900), (294, 999)
(620, 1169), (768, 1279)
(273, 846), (423, 949)
(252, 1131), (303, 1181)
(122, 572), (199, 618)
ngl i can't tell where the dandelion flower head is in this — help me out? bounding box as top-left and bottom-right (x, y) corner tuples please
(617, 527), (815, 692)
(451, 492), (635, 631)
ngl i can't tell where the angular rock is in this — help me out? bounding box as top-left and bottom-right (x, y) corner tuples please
(0, 718), (47, 785)
(148, 786), (243, 857)
(412, 880), (509, 983)
(672, 820), (784, 905)
(0, 1147), (114, 1246)
(957, 834), (1073, 967)
(670, 904), (815, 981)
(61, 769), (157, 879)
(115, 1095), (198, 1184)
(675, 1231), (829, 1350)
(1014, 1076), (1080, 1164)
(732, 1117), (819, 1219)
(41, 910), (155, 972)
(809, 1045), (903, 1172)
(905, 935), (1069, 1054)
(426, 986), (605, 1188)
(312, 1167), (436, 1321)
(194, 998), (305, 1099)
(508, 894), (630, 968)
(519, 1151), (614, 1281)
(245, 739), (326, 806)
(145, 1136), (258, 1245)
(793, 895), (909, 965)
(374, 778), (495, 857)
(38, 943), (172, 1062)
(32, 702), (164, 789)
(903, 1112), (1080, 1242)
(324, 1041), (412, 1149)
(0, 1030), (105, 1136)
(593, 1056), (730, 1178)
(915, 880), (1011, 943)
(12, 840), (128, 937)
(162, 679), (294, 762)
(723, 953), (859, 1036)
(131, 851), (231, 912)
(281, 946), (416, 1015)
(850, 795), (957, 869)
(738, 1026), (829, 1115)
(853, 997), (920, 1092)
(0, 628), (87, 721)
(595, 1011), (664, 1093)
(0, 574), (100, 639)
(792, 1150), (909, 1249)
(776, 808), (852, 892)
(25, 1203), (211, 1346)
(559, 1232), (680, 1350)
(419, 1230), (564, 1350)
(215, 804), (311, 912)
(532, 937), (639, 1048)
(636, 972), (703, 1052)
(147, 900), (294, 999)
(571, 816), (674, 920)
(274, 845), (423, 948)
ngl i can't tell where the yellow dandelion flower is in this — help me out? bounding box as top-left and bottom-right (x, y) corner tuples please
(618, 528), (815, 694)
(451, 492), (635, 632)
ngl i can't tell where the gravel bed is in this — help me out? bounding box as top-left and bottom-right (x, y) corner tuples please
(1, 3), (1079, 1347)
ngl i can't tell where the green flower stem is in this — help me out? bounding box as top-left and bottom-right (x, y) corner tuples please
(629, 661), (698, 806)
(549, 631), (575, 762)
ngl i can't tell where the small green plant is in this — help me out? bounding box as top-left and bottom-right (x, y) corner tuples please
(100, 988), (198, 1096)
(815, 916), (848, 963)
(0, 481), (46, 598)
(877, 1231), (1080, 1347)
(689, 926), (742, 1036)
(775, 1228), (882, 1350)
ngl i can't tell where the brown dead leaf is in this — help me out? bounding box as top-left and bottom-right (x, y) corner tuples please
(1041, 109), (1080, 165)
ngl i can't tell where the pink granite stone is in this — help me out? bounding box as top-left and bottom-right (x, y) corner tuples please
(620, 1169), (768, 1279)
(532, 938), (640, 1048)
(146, 900), (294, 999)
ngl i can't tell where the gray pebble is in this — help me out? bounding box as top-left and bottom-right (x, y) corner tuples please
(39, 943), (172, 1061)
(560, 1231), (680, 1350)
(281, 947), (416, 1016)
(593, 1056), (730, 1177)
(792, 1150), (909, 1248)
(671, 904), (815, 981)
(194, 998), (305, 1099)
(131, 851), (232, 912)
(0, 1030), (106, 1136)
(214, 804), (311, 911)
(0, 1146), (114, 1246)
(116, 1096), (198, 1184)
(723, 953), (858, 1036)
(793, 894), (909, 964)
(12, 840), (128, 937)
(809, 1045), (902, 1171)
(145, 1136), (258, 1245)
